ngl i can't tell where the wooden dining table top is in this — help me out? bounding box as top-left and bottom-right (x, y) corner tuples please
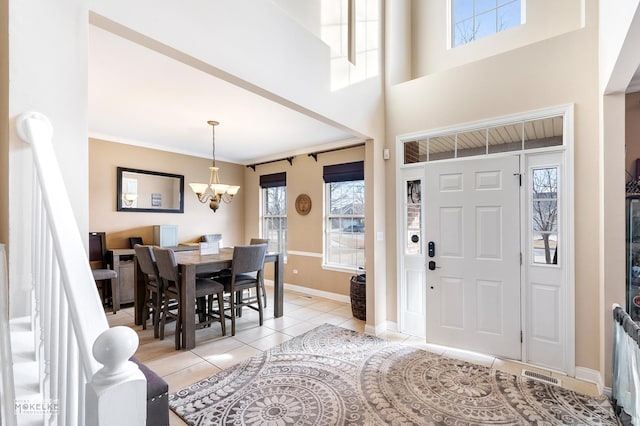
(173, 246), (234, 265)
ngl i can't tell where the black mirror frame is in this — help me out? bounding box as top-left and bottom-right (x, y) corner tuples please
(116, 167), (185, 213)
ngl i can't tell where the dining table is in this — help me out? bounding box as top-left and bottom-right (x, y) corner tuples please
(133, 246), (283, 350)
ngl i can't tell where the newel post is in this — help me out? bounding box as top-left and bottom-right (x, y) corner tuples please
(86, 326), (146, 426)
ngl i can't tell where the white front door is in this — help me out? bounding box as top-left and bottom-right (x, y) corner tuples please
(425, 156), (521, 360)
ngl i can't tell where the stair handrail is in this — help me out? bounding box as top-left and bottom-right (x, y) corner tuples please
(15, 112), (145, 425)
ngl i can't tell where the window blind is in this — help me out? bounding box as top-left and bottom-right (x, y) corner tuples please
(323, 161), (364, 183)
(259, 172), (286, 188)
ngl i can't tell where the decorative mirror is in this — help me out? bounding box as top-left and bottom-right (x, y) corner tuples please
(117, 167), (184, 213)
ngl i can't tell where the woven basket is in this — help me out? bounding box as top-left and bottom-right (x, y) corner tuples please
(350, 274), (366, 320)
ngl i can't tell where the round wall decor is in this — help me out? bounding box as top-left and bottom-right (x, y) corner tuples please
(295, 194), (312, 215)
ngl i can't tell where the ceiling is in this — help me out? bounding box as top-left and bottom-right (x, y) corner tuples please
(88, 26), (357, 165)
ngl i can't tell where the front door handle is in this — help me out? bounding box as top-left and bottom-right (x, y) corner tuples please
(428, 260), (436, 271)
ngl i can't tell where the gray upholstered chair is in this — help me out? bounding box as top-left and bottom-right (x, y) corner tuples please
(89, 232), (118, 314)
(249, 238), (269, 308)
(134, 244), (163, 338)
(213, 244), (267, 336)
(153, 247), (226, 349)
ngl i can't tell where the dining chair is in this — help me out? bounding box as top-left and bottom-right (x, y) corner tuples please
(134, 244), (164, 339)
(89, 232), (118, 314)
(249, 238), (269, 308)
(213, 244), (267, 336)
(153, 247), (226, 350)
(128, 237), (144, 249)
(210, 238), (269, 308)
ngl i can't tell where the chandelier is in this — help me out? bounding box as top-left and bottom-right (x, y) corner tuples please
(188, 120), (240, 212)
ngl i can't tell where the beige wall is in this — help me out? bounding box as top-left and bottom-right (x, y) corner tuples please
(89, 138), (245, 249)
(386, 13), (601, 370)
(413, 0), (584, 77)
(626, 91), (640, 178)
(244, 145), (365, 296)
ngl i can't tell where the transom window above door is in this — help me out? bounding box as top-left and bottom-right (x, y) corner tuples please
(403, 114), (563, 165)
(452, 0), (522, 47)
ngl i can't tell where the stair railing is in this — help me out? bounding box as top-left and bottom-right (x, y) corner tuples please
(15, 112), (146, 425)
(612, 303), (640, 425)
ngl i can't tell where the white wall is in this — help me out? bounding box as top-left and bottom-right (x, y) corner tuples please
(270, 0), (322, 38)
(8, 0), (89, 317)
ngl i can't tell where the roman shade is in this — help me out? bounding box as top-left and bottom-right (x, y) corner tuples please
(259, 172), (287, 188)
(323, 161), (364, 183)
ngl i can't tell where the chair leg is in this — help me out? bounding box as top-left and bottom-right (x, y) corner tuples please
(152, 290), (161, 339)
(256, 284), (263, 326)
(110, 277), (119, 314)
(230, 291), (236, 336)
(217, 291), (226, 336)
(261, 278), (267, 308)
(159, 295), (169, 341)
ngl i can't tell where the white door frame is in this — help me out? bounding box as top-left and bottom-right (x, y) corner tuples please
(395, 104), (575, 376)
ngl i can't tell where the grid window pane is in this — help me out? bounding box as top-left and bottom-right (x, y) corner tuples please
(325, 180), (365, 269)
(262, 186), (287, 254)
(453, 0), (521, 47)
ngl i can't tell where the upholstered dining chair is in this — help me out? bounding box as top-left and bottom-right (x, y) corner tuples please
(249, 238), (269, 308)
(89, 232), (118, 314)
(209, 238), (269, 308)
(212, 244), (267, 336)
(134, 244), (164, 339)
(153, 247), (226, 350)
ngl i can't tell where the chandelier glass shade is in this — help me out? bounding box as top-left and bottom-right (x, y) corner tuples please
(188, 120), (240, 212)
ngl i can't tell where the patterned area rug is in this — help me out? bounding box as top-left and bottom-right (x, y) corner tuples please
(169, 324), (616, 425)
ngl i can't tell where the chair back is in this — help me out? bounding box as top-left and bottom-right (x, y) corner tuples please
(153, 247), (180, 285)
(249, 238), (268, 245)
(134, 245), (159, 280)
(88, 232), (108, 268)
(128, 237), (144, 249)
(232, 244), (267, 276)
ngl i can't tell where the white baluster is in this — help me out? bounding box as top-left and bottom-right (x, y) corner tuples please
(65, 317), (79, 426)
(86, 327), (146, 426)
(56, 275), (68, 425)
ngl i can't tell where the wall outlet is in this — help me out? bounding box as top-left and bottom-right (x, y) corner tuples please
(292, 269), (299, 274)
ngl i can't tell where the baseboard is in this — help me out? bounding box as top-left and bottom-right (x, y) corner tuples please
(575, 367), (604, 394)
(364, 321), (397, 336)
(264, 280), (400, 335)
(264, 280), (351, 304)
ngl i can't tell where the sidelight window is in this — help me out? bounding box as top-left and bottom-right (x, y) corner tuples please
(531, 167), (558, 265)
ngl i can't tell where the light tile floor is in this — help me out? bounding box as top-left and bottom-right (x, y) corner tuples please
(106, 287), (601, 426)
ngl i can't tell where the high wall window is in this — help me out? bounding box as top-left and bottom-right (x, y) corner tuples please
(321, 0), (380, 90)
(324, 161), (365, 269)
(260, 173), (287, 255)
(452, 0), (522, 47)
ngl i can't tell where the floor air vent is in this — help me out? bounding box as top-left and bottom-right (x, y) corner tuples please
(521, 369), (561, 386)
